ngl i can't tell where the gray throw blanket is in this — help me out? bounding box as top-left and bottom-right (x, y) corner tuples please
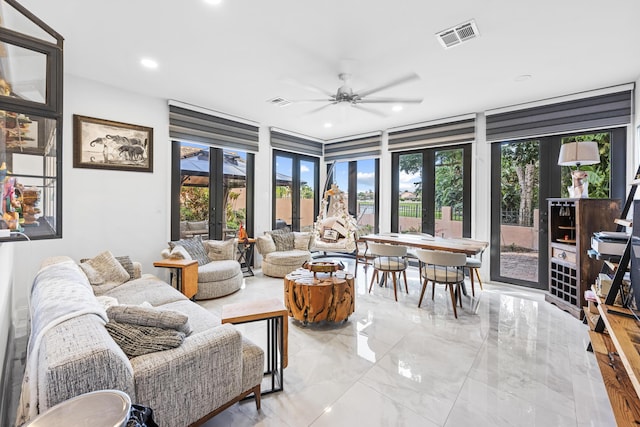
(16, 260), (108, 425)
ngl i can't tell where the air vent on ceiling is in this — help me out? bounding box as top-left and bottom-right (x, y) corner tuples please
(267, 97), (291, 107)
(436, 20), (479, 49)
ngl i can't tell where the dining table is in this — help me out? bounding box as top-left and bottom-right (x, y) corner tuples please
(360, 233), (488, 256)
(360, 233), (488, 294)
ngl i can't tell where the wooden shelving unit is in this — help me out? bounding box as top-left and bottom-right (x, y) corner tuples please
(588, 290), (640, 426)
(585, 165), (640, 425)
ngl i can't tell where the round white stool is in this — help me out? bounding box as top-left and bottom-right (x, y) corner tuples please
(26, 390), (131, 427)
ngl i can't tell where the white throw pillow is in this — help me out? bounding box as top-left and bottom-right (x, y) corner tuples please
(256, 234), (276, 255)
(293, 232), (312, 251)
(168, 245), (192, 260)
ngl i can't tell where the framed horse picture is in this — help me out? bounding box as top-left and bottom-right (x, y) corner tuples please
(73, 115), (153, 172)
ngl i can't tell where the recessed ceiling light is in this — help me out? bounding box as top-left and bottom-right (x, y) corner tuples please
(204, 0), (223, 5)
(392, 105), (403, 112)
(515, 74), (532, 82)
(324, 122), (333, 128)
(140, 58), (158, 69)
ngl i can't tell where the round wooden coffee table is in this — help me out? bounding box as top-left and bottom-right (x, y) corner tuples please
(284, 267), (354, 325)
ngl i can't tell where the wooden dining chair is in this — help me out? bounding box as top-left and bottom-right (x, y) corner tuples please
(415, 249), (467, 318)
(367, 242), (408, 301)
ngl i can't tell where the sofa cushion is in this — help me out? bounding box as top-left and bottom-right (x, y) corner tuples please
(107, 305), (192, 335)
(265, 249), (311, 266)
(105, 321), (185, 358)
(169, 235), (210, 266)
(206, 239), (236, 261)
(79, 250), (130, 287)
(198, 260), (242, 282)
(104, 276), (188, 306)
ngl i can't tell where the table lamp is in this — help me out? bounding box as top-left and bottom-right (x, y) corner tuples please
(557, 141), (600, 198)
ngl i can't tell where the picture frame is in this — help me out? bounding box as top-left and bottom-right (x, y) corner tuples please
(73, 114), (153, 172)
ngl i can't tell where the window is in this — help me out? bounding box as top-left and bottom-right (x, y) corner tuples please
(0, 0), (63, 241)
(329, 158), (379, 234)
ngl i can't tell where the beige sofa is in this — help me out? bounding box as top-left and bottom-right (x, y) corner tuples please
(256, 231), (312, 277)
(17, 256), (263, 427)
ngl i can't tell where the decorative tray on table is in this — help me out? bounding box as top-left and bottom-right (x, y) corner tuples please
(302, 260), (345, 277)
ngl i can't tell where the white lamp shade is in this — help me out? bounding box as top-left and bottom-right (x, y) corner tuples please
(557, 141), (600, 166)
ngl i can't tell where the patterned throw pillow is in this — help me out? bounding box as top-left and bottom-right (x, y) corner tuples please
(79, 250), (131, 287)
(270, 228), (295, 251)
(115, 256), (136, 280)
(169, 235), (210, 266)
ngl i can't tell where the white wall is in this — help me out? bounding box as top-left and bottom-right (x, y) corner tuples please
(11, 75), (171, 320)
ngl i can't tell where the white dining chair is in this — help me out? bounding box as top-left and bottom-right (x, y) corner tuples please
(415, 249), (467, 318)
(367, 242), (408, 302)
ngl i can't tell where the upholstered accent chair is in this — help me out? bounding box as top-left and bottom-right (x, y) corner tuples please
(255, 230), (312, 278)
(161, 236), (243, 299)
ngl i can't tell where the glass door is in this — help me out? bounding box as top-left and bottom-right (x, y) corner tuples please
(490, 139), (545, 288)
(172, 141), (254, 241)
(329, 159), (379, 235)
(489, 128), (626, 289)
(392, 145), (471, 236)
(274, 154), (293, 229)
(299, 159), (317, 232)
(272, 150), (319, 231)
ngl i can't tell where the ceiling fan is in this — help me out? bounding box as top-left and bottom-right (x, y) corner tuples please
(287, 72), (423, 117)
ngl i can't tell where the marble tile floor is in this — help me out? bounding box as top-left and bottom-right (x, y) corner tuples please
(198, 259), (616, 427)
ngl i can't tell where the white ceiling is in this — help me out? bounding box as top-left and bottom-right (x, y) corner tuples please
(18, 0), (640, 141)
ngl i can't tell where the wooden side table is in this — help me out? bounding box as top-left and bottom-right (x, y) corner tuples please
(153, 259), (199, 300)
(221, 298), (288, 395)
(284, 268), (355, 325)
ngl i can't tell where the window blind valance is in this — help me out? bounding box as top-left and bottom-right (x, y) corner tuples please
(323, 133), (381, 162)
(486, 90), (632, 142)
(388, 118), (475, 152)
(169, 104), (259, 152)
(270, 130), (323, 157)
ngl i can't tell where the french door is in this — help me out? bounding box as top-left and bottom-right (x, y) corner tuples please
(171, 141), (254, 241)
(489, 128), (626, 289)
(391, 144), (471, 237)
(272, 150), (319, 231)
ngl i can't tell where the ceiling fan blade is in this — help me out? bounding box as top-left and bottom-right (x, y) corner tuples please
(281, 77), (334, 97)
(357, 73), (420, 98)
(358, 97), (423, 104)
(305, 103), (335, 115)
(288, 98), (334, 103)
(351, 104), (387, 118)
